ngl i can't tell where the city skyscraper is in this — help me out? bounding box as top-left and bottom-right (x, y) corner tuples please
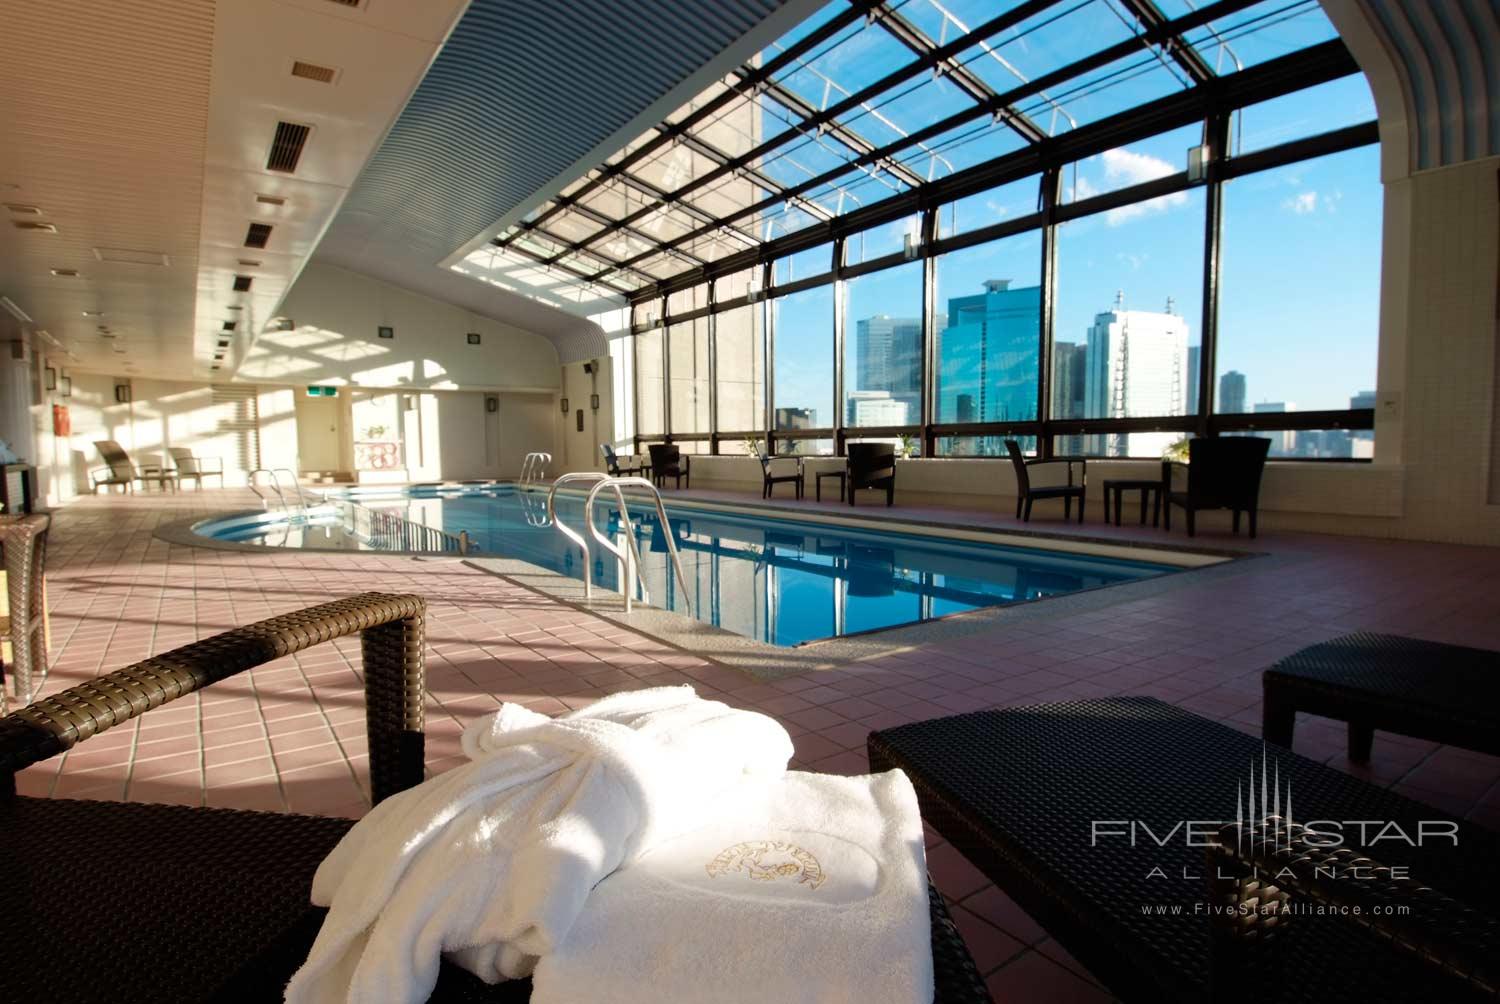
(1083, 296), (1190, 456)
(844, 390), (910, 426)
(1186, 345), (1201, 414)
(936, 279), (1041, 428)
(1051, 341), (1088, 455)
(1219, 370), (1247, 414)
(1254, 401), (1296, 455)
(853, 314), (921, 420)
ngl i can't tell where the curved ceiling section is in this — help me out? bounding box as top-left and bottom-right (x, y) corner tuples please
(1348, 0), (1500, 173)
(313, 0), (788, 361)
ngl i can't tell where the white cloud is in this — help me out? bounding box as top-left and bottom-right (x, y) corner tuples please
(1283, 191), (1318, 215)
(1094, 147), (1188, 226)
(1116, 251), (1148, 271)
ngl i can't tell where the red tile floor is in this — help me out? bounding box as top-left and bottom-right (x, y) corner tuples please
(15, 487), (1500, 1001)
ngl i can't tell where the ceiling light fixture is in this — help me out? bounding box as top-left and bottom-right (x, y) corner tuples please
(15, 221), (57, 233)
(50, 268), (81, 277)
(4, 203), (42, 215)
(237, 259), (261, 268)
(82, 310), (104, 317)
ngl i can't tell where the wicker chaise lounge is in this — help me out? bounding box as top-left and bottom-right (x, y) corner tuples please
(0, 593), (989, 1003)
(869, 698), (1500, 1002)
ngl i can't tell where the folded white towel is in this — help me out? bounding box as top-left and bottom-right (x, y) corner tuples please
(531, 769), (933, 1004)
(285, 686), (793, 1004)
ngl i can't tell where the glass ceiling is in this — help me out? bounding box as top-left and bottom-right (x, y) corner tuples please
(472, 0), (1343, 301)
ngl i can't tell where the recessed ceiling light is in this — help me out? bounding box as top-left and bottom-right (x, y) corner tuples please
(237, 259), (261, 268)
(82, 310), (104, 317)
(5, 203), (42, 215)
(50, 268), (81, 277)
(255, 194), (287, 207)
(17, 221), (58, 233)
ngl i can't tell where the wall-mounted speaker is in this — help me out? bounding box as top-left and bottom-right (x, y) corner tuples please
(582, 361), (594, 374)
(485, 396), (498, 413)
(114, 384), (131, 403)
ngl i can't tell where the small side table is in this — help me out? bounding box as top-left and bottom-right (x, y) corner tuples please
(1101, 478), (1162, 527)
(815, 469), (846, 502)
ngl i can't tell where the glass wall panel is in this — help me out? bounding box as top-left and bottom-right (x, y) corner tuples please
(773, 436), (834, 456)
(1223, 428), (1374, 460)
(1232, 75), (1376, 156)
(635, 327), (664, 434)
(934, 231), (1043, 447)
(1216, 146), (1380, 414)
(773, 243), (834, 285)
(714, 303), (765, 435)
(771, 285), (834, 431)
(1062, 124), (1200, 203)
(936, 435), (1036, 458)
(668, 317), (710, 435)
(1054, 186), (1205, 457)
(939, 176), (1039, 238)
(843, 261), (923, 428)
(846, 215), (919, 266)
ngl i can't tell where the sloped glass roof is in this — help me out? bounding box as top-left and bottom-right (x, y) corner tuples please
(477, 0), (1344, 300)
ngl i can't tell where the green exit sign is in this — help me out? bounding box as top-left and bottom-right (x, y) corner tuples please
(305, 386), (339, 398)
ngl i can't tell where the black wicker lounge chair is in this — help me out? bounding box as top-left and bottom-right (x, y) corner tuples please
(869, 697), (1500, 1003)
(1005, 439), (1083, 523)
(847, 443), (895, 506)
(0, 593), (990, 1003)
(646, 444), (687, 489)
(1162, 436), (1270, 537)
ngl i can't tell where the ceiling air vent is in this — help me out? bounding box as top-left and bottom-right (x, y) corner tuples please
(245, 222), (273, 249)
(291, 61), (338, 84)
(14, 220), (57, 232)
(255, 194), (287, 207)
(237, 258), (261, 268)
(266, 121), (311, 173)
(232, 275), (253, 292)
(222, 321), (237, 332)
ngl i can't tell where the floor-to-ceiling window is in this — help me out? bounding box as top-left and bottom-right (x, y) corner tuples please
(771, 284), (834, 453)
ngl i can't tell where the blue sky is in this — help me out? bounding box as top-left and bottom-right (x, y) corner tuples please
(760, 0), (1380, 420)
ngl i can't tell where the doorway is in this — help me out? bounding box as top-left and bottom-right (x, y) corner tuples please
(295, 392), (348, 477)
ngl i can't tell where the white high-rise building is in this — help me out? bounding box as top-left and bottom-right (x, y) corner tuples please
(845, 389), (910, 427)
(1084, 297), (1190, 457)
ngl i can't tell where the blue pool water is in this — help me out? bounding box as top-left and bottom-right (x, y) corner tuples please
(204, 486), (1178, 647)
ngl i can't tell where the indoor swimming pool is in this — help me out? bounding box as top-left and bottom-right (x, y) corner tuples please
(197, 485), (1188, 647)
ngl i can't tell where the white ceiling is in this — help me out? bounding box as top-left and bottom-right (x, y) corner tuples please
(0, 0), (466, 380)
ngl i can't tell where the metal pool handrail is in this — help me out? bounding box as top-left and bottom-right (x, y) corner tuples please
(248, 468), (293, 518)
(584, 476), (691, 616)
(520, 452), (552, 486)
(329, 496), (472, 554)
(547, 472), (611, 599)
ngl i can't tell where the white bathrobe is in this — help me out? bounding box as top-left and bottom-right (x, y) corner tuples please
(285, 686), (793, 1004)
(531, 769), (934, 1004)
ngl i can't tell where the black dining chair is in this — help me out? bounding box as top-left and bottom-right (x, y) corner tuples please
(1005, 440), (1085, 523)
(1163, 436), (1271, 537)
(758, 454), (804, 499)
(847, 443), (896, 507)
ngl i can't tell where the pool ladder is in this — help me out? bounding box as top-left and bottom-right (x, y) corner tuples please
(519, 452), (552, 486)
(546, 473), (690, 615)
(248, 468), (324, 521)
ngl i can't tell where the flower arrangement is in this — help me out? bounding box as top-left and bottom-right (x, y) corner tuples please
(1162, 437), (1190, 464)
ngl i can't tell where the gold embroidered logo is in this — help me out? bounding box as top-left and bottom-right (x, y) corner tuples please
(705, 840), (826, 890)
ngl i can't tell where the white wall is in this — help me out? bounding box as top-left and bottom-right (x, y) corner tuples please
(558, 356), (614, 472)
(238, 263), (561, 392)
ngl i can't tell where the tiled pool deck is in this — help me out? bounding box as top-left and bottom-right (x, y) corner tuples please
(15, 487), (1500, 1001)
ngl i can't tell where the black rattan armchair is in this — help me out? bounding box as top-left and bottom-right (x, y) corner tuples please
(1005, 439), (1084, 523)
(646, 444), (687, 489)
(1162, 436), (1270, 537)
(0, 593), (990, 1003)
(848, 443), (896, 506)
